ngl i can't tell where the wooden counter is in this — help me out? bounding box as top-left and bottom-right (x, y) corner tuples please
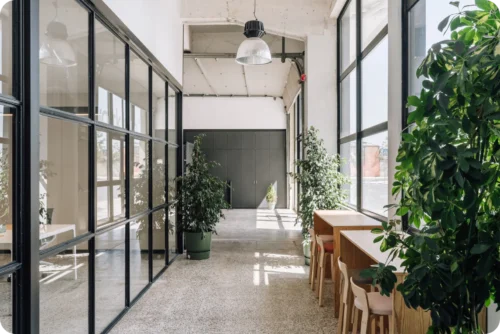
(340, 230), (486, 333)
(313, 210), (382, 317)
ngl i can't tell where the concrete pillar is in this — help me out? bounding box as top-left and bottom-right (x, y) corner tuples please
(304, 28), (337, 154)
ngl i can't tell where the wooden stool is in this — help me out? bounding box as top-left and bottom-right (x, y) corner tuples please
(350, 277), (393, 334)
(337, 258), (373, 334)
(308, 228), (333, 291)
(315, 234), (334, 307)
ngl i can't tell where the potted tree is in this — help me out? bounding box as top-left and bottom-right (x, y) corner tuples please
(290, 127), (350, 265)
(177, 134), (230, 260)
(266, 183), (277, 210)
(364, 1), (500, 333)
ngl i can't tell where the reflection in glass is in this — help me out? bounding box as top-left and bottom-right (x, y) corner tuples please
(340, 69), (356, 138)
(340, 1), (356, 73)
(0, 274), (12, 333)
(130, 138), (149, 215)
(40, 0), (89, 117)
(361, 36), (388, 130)
(168, 86), (176, 143)
(96, 129), (125, 226)
(361, 131), (388, 216)
(95, 226), (125, 332)
(0, 107), (13, 266)
(340, 141), (357, 206)
(40, 241), (88, 333)
(152, 72), (166, 139)
(130, 219), (148, 300)
(153, 142), (166, 207)
(39, 116), (89, 249)
(408, 0), (476, 97)
(130, 52), (149, 135)
(152, 210), (166, 277)
(168, 205), (177, 256)
(168, 146), (177, 255)
(361, 0), (388, 50)
(95, 20), (126, 127)
(0, 1), (13, 96)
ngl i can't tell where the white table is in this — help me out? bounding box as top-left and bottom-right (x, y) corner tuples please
(0, 224), (77, 279)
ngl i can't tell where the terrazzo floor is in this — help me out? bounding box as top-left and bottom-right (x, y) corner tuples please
(111, 209), (338, 334)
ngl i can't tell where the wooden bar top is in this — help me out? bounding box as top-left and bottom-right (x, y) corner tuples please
(315, 210), (382, 227)
(341, 230), (405, 274)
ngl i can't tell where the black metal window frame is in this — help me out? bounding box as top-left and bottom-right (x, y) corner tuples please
(337, 0), (389, 222)
(0, 0), (184, 333)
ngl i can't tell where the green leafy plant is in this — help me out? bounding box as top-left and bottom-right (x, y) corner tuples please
(265, 183), (277, 204)
(289, 126), (350, 237)
(177, 134), (230, 234)
(363, 1), (500, 333)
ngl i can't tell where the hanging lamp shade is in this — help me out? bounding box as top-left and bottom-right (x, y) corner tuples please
(39, 20), (77, 67)
(236, 20), (272, 65)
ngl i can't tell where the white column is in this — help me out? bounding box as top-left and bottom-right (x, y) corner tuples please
(304, 27), (337, 154)
(387, 0), (403, 221)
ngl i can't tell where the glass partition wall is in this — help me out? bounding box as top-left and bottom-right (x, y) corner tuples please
(0, 0), (182, 333)
(337, 0), (389, 220)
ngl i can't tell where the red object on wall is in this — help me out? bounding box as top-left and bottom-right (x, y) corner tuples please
(300, 74), (307, 82)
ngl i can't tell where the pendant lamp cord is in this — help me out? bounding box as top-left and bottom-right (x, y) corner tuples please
(253, 0), (258, 20)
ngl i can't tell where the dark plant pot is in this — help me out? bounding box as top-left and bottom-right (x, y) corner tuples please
(303, 241), (311, 266)
(185, 232), (212, 260)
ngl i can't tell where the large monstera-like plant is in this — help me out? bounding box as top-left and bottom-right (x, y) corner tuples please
(365, 1), (500, 333)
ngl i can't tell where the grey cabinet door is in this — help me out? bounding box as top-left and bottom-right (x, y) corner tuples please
(240, 149), (256, 208)
(227, 149), (242, 208)
(255, 149), (270, 208)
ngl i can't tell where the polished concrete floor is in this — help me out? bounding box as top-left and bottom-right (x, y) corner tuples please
(111, 209), (338, 334)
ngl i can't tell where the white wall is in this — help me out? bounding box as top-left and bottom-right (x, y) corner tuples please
(103, 0), (184, 85)
(183, 97), (286, 130)
(304, 29), (337, 154)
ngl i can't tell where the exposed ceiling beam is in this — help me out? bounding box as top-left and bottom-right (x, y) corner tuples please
(193, 58), (219, 96)
(185, 52), (304, 59)
(242, 65), (250, 97)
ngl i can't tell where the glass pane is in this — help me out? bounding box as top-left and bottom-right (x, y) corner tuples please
(0, 273), (13, 333)
(40, 0), (89, 117)
(40, 241), (88, 333)
(361, 131), (388, 216)
(361, 36), (388, 130)
(95, 20), (126, 126)
(152, 72), (166, 139)
(152, 210), (166, 276)
(130, 218), (148, 300)
(340, 1), (356, 73)
(130, 138), (149, 215)
(130, 52), (149, 135)
(153, 142), (166, 207)
(340, 69), (357, 137)
(0, 1), (13, 97)
(39, 116), (89, 249)
(361, 0), (388, 50)
(0, 106), (13, 266)
(95, 226), (125, 332)
(168, 205), (177, 255)
(340, 141), (357, 206)
(168, 146), (177, 202)
(168, 86), (176, 143)
(96, 129), (126, 226)
(408, 0), (476, 97)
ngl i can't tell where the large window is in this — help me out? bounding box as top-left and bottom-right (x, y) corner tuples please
(0, 0), (182, 332)
(338, 0), (388, 219)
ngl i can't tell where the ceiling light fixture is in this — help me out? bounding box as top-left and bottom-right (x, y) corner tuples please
(235, 0), (272, 66)
(39, 0), (77, 68)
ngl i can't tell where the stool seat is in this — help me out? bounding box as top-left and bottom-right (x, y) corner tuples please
(317, 241), (334, 253)
(355, 292), (392, 316)
(349, 268), (372, 285)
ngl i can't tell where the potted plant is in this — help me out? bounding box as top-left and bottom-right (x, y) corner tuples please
(177, 134), (230, 260)
(266, 183), (277, 210)
(364, 2), (500, 333)
(290, 126), (350, 265)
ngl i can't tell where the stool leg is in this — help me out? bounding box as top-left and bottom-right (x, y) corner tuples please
(360, 311), (369, 334)
(352, 308), (359, 334)
(338, 280), (344, 333)
(371, 313), (376, 334)
(310, 243), (316, 290)
(379, 315), (385, 334)
(342, 292), (352, 334)
(388, 314), (394, 334)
